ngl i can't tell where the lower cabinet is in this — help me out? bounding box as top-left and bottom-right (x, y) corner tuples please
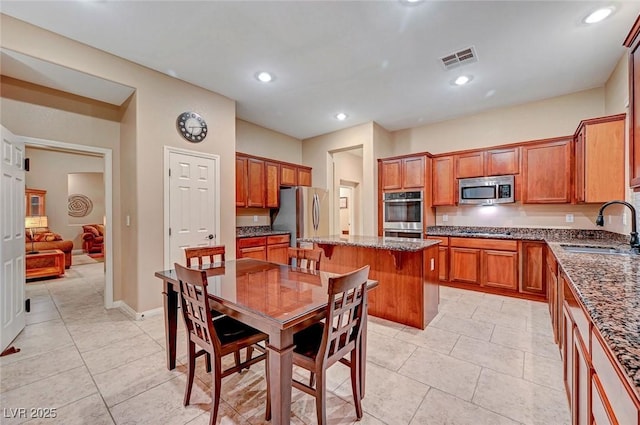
(559, 268), (640, 425)
(520, 241), (545, 295)
(237, 234), (290, 264)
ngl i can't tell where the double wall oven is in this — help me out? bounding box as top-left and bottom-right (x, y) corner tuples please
(382, 190), (423, 239)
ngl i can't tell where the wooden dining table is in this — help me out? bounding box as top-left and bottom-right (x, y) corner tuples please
(155, 258), (378, 425)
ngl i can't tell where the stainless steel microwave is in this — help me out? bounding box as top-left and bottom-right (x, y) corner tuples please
(459, 175), (515, 205)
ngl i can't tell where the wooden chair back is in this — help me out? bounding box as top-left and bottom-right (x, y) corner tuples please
(288, 247), (322, 270)
(174, 263), (222, 354)
(185, 245), (226, 267)
(319, 265), (369, 367)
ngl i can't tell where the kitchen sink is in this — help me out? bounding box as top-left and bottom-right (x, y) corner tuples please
(560, 245), (638, 256)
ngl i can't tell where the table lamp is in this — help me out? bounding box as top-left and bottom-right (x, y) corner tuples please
(25, 215), (48, 254)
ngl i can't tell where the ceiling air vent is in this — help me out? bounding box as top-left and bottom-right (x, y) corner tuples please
(440, 46), (478, 70)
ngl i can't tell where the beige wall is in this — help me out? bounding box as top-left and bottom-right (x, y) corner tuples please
(236, 119), (302, 164)
(392, 88), (605, 155)
(25, 148), (104, 249)
(302, 122), (378, 235)
(236, 208), (270, 227)
(605, 53), (629, 115)
(1, 14), (237, 312)
(68, 173), (105, 230)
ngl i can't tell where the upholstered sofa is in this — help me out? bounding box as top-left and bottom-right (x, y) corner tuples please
(25, 230), (73, 268)
(81, 224), (104, 254)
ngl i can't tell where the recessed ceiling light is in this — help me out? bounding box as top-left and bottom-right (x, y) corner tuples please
(584, 7), (614, 24)
(453, 75), (472, 86)
(335, 112), (348, 121)
(256, 71), (273, 83)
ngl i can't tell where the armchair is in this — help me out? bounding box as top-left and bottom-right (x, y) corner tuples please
(82, 224), (104, 254)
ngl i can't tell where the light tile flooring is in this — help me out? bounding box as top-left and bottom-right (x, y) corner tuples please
(0, 261), (571, 425)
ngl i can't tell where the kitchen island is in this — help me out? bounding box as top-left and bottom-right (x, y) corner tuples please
(298, 235), (441, 329)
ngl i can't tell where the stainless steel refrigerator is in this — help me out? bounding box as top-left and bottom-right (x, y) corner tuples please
(272, 186), (330, 247)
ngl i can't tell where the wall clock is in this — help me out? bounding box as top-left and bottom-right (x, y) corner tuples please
(176, 112), (208, 143)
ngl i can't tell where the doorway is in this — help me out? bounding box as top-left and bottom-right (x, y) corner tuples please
(23, 136), (114, 308)
(331, 147), (363, 236)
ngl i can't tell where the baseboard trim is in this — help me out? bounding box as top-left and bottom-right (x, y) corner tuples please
(113, 301), (163, 321)
(71, 249), (84, 255)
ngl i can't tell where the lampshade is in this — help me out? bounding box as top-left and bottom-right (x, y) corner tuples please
(25, 216), (48, 229)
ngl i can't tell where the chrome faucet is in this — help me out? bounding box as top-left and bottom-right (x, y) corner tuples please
(595, 200), (640, 252)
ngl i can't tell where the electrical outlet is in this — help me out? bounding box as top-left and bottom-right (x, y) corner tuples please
(565, 214), (574, 223)
(442, 214), (448, 222)
(253, 215), (258, 223)
(126, 215), (130, 226)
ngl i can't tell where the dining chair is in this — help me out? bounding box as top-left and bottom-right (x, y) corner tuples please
(174, 263), (270, 425)
(288, 247), (322, 270)
(269, 265), (370, 425)
(184, 245), (226, 267)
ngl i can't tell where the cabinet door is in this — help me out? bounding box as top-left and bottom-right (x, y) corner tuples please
(235, 156), (248, 207)
(432, 156), (456, 206)
(381, 159), (402, 190)
(239, 246), (267, 260)
(575, 128), (586, 203)
(265, 161), (280, 208)
(573, 330), (591, 425)
(25, 188), (46, 216)
(583, 118), (625, 202)
(548, 268), (559, 344)
(521, 241), (545, 295)
(522, 139), (572, 203)
(591, 375), (617, 425)
(563, 305), (574, 395)
(481, 250), (518, 290)
(626, 21), (640, 188)
(297, 167), (312, 187)
(438, 246), (449, 282)
(247, 158), (265, 207)
(403, 156), (425, 189)
(449, 247), (480, 284)
(267, 243), (289, 265)
(486, 147), (520, 176)
(455, 152), (484, 179)
(280, 163), (297, 186)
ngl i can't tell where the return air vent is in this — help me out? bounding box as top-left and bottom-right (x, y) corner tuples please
(440, 46), (478, 70)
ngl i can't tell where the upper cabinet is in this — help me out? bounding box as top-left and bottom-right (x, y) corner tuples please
(236, 153), (312, 209)
(521, 138), (572, 203)
(574, 114), (625, 203)
(624, 16), (640, 189)
(380, 155), (425, 191)
(432, 155), (456, 206)
(455, 152), (484, 179)
(25, 188), (46, 216)
(455, 147), (520, 179)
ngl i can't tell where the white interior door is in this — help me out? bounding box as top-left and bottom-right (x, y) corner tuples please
(1, 126), (26, 352)
(166, 149), (219, 268)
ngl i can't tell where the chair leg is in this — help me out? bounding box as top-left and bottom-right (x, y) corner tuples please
(350, 349), (363, 420)
(184, 341), (196, 406)
(205, 352), (212, 373)
(315, 368), (327, 425)
(209, 357), (222, 425)
(309, 372), (315, 387)
(234, 351), (241, 373)
(245, 346), (254, 370)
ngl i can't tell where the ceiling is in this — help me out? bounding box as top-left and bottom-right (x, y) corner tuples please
(1, 1), (640, 140)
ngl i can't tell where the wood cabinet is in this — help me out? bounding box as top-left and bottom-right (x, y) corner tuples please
(380, 155), (425, 191)
(427, 236), (448, 282)
(432, 156), (456, 206)
(485, 147), (520, 176)
(237, 234), (290, 263)
(25, 188), (46, 216)
(574, 114), (625, 203)
(546, 248), (561, 346)
(448, 237), (518, 291)
(520, 241), (545, 295)
(624, 16), (640, 189)
(455, 151), (484, 179)
(265, 161), (280, 208)
(236, 153), (312, 208)
(522, 138), (572, 203)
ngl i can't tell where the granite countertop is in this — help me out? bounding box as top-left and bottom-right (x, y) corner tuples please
(426, 225), (629, 243)
(547, 240), (640, 399)
(236, 226), (291, 238)
(298, 235), (440, 252)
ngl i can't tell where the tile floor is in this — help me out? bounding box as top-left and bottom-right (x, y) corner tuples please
(0, 261), (571, 425)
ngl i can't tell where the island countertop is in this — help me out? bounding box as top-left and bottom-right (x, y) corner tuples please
(298, 235), (441, 252)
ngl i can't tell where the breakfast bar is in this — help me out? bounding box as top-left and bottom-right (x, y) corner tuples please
(299, 235), (441, 329)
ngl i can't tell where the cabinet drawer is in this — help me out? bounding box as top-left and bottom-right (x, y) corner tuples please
(237, 237), (267, 248)
(427, 235), (448, 246)
(591, 329), (640, 424)
(450, 237), (517, 251)
(267, 234), (290, 245)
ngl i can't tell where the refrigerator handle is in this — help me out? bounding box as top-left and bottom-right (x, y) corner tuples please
(312, 193), (320, 234)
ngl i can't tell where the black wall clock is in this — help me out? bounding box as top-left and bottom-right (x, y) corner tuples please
(176, 112), (208, 143)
